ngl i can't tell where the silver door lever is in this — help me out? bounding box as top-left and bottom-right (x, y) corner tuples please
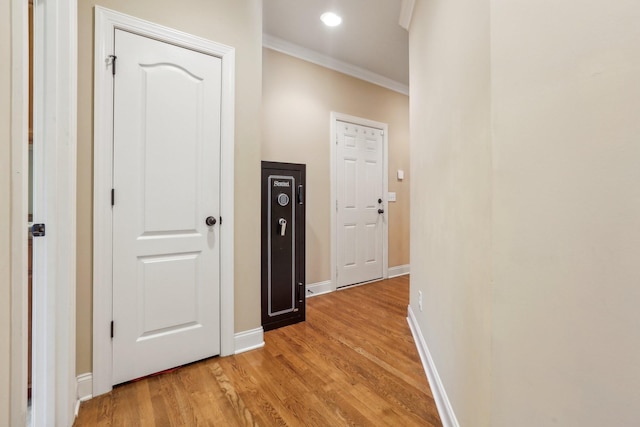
(279, 218), (287, 236)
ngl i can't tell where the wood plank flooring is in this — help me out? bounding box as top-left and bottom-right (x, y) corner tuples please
(75, 276), (442, 426)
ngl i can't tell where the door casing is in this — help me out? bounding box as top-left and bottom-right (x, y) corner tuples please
(10, 0), (78, 425)
(93, 7), (236, 397)
(330, 112), (389, 292)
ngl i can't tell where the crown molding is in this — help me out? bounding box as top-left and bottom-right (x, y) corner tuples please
(263, 34), (409, 96)
(399, 0), (415, 31)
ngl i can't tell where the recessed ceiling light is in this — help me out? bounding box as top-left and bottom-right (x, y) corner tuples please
(320, 12), (342, 27)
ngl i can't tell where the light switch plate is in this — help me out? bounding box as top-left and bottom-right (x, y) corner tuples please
(397, 170), (404, 180)
(388, 192), (397, 202)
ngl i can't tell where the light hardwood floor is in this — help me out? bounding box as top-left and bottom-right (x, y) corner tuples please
(75, 276), (442, 426)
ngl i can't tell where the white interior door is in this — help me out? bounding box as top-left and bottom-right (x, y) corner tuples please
(112, 29), (221, 384)
(336, 121), (384, 287)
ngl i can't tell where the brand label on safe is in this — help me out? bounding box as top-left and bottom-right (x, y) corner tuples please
(273, 180), (291, 187)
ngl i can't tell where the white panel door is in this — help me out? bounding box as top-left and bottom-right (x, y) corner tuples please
(336, 121), (384, 287)
(112, 29), (221, 384)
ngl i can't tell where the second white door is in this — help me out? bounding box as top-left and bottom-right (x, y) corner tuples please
(112, 29), (222, 384)
(336, 121), (384, 287)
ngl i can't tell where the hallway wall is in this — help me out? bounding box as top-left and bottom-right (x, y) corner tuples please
(490, 0), (640, 424)
(262, 48), (410, 284)
(410, 0), (640, 425)
(408, 0), (492, 425)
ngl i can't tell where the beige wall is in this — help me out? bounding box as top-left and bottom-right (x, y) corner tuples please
(491, 0), (640, 424)
(262, 48), (410, 284)
(1, 0), (12, 422)
(409, 0), (492, 425)
(410, 0), (640, 425)
(76, 0), (262, 374)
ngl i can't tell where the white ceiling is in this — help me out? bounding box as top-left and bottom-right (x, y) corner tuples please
(263, 0), (410, 93)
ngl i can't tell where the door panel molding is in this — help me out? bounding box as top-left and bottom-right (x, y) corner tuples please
(330, 112), (389, 292)
(93, 7), (235, 397)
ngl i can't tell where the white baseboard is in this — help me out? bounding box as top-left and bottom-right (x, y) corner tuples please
(234, 327), (265, 354)
(306, 280), (333, 298)
(388, 264), (410, 278)
(306, 269), (409, 297)
(407, 306), (459, 427)
(75, 373), (93, 416)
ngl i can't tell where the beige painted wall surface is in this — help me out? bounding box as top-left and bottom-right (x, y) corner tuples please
(408, 0), (492, 426)
(1, 0), (12, 421)
(262, 48), (410, 284)
(411, 0), (640, 424)
(77, 0), (262, 374)
(491, 0), (640, 425)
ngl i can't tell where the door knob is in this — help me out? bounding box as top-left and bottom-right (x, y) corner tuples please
(378, 209), (384, 214)
(205, 216), (217, 226)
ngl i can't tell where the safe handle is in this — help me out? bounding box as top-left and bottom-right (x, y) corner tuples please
(297, 282), (303, 303)
(278, 218), (287, 236)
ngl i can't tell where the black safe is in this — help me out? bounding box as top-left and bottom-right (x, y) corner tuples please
(261, 161), (306, 331)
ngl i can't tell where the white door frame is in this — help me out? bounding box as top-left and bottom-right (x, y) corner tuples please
(11, 0), (78, 425)
(329, 112), (389, 291)
(92, 7), (236, 396)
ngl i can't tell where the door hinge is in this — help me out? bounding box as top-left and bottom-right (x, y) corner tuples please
(110, 321), (114, 339)
(31, 223), (46, 237)
(111, 188), (115, 206)
(108, 55), (117, 76)
(336, 200), (338, 211)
